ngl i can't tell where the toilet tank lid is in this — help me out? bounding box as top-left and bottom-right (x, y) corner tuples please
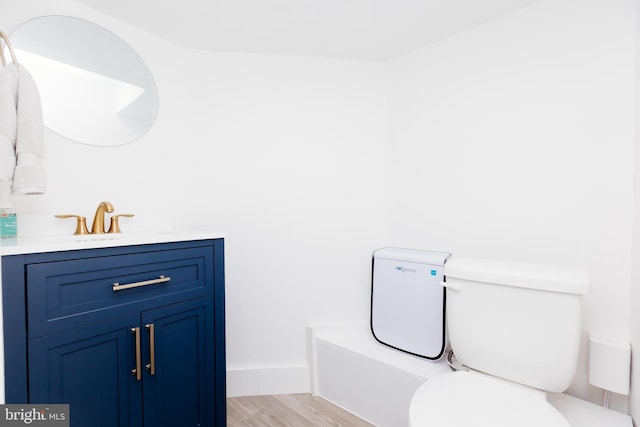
(444, 257), (591, 294)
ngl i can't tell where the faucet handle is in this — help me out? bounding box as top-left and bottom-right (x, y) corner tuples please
(107, 214), (135, 234)
(55, 214), (90, 235)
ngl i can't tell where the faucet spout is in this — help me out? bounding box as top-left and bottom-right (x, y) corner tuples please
(91, 201), (114, 234)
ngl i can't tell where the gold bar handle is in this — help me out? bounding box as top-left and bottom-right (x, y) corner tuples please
(113, 275), (171, 292)
(145, 323), (156, 376)
(131, 327), (141, 381)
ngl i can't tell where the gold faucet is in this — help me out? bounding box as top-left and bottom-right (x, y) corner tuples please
(56, 201), (135, 235)
(91, 201), (114, 234)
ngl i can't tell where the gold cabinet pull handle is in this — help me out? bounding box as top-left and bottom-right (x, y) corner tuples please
(145, 323), (156, 376)
(131, 327), (141, 381)
(113, 275), (171, 292)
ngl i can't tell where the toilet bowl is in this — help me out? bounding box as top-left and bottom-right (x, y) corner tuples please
(409, 257), (590, 427)
(410, 371), (569, 426)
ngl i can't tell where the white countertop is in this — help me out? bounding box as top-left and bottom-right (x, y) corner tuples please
(0, 231), (227, 256)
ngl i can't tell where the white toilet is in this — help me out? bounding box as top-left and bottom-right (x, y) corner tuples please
(409, 257), (591, 427)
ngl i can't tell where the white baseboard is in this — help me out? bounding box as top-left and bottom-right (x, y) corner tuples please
(226, 364), (311, 397)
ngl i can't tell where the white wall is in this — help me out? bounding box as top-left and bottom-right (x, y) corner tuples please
(629, 0), (640, 423)
(1, 0), (390, 396)
(387, 0), (636, 410)
(182, 51), (390, 394)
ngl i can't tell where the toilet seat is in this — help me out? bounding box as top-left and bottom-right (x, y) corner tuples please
(409, 371), (570, 427)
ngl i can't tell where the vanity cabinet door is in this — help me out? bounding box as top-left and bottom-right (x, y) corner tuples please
(28, 314), (143, 427)
(141, 296), (214, 427)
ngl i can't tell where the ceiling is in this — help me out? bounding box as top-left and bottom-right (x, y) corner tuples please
(71, 0), (542, 61)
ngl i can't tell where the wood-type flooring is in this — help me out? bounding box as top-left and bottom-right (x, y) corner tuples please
(227, 393), (375, 427)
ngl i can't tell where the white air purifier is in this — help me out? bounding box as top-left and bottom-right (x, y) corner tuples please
(371, 248), (450, 360)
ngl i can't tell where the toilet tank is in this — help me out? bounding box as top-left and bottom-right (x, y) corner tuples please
(444, 257), (591, 393)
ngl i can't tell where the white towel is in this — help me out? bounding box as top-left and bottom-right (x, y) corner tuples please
(0, 64), (17, 182)
(13, 65), (45, 194)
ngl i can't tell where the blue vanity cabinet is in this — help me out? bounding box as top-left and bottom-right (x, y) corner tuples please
(2, 238), (226, 427)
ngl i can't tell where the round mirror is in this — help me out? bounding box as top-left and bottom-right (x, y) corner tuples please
(6, 16), (158, 147)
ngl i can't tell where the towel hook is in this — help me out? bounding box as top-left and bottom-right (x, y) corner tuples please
(0, 31), (18, 67)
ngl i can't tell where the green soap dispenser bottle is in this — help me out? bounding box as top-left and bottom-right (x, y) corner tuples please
(0, 181), (17, 238)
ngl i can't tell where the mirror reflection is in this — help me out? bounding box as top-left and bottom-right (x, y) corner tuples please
(7, 16), (158, 147)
